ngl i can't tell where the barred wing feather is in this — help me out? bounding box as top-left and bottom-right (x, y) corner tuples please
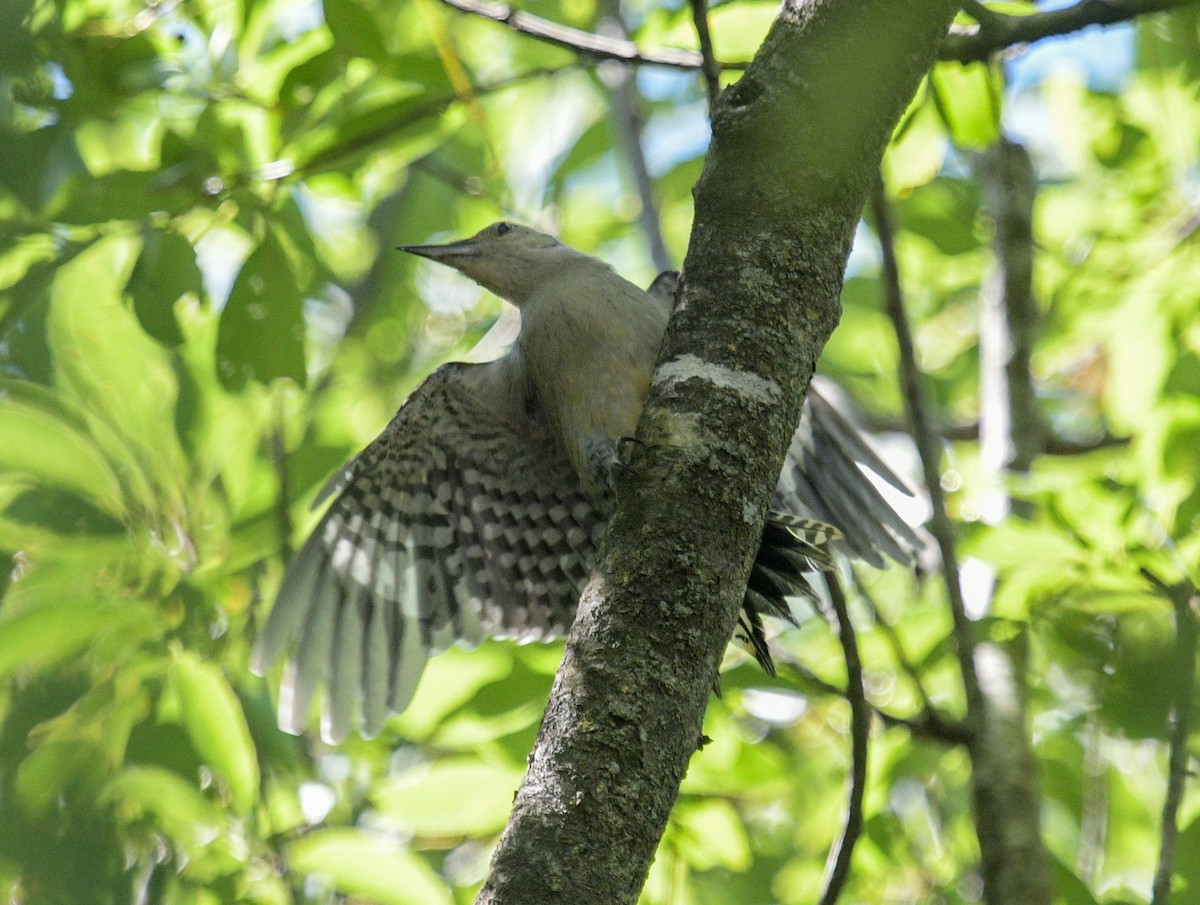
(251, 362), (607, 742)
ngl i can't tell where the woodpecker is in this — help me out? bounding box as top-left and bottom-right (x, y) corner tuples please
(252, 222), (923, 742)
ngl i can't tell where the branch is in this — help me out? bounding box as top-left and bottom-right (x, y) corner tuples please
(1145, 569), (1199, 905)
(436, 0), (709, 69)
(873, 173), (1054, 905)
(597, 3), (674, 274)
(689, 0), (723, 110)
(941, 0), (1197, 63)
(476, 2), (961, 901)
(870, 177), (983, 725)
(774, 652), (971, 746)
(978, 138), (1041, 481)
(971, 641), (1054, 904)
(818, 574), (869, 905)
(436, 0), (1192, 74)
(858, 413), (1130, 455)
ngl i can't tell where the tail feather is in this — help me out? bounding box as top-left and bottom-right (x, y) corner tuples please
(737, 512), (840, 675)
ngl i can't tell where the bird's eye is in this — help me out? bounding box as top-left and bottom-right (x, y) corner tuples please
(496, 222), (514, 236)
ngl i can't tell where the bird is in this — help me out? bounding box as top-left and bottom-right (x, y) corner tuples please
(251, 222), (924, 743)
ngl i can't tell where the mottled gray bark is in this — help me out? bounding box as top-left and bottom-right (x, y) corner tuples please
(979, 137), (1041, 480)
(477, 2), (959, 902)
(975, 136), (1053, 905)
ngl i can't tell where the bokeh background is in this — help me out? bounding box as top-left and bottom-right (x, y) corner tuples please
(2, 1), (1199, 902)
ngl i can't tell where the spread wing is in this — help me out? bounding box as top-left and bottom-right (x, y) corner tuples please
(775, 379), (926, 568)
(251, 361), (607, 743)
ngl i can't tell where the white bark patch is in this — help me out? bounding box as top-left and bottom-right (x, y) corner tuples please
(653, 354), (782, 405)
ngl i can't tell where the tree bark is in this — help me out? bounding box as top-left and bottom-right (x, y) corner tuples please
(476, 2), (959, 902)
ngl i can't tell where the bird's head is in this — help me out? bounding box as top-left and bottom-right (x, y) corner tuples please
(399, 222), (595, 307)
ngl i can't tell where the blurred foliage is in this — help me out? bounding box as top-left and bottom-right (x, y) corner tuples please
(1, 0), (1199, 902)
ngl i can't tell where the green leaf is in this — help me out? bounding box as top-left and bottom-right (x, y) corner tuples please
(51, 170), (195, 224)
(0, 382), (126, 516)
(323, 0), (388, 60)
(894, 178), (981, 255)
(670, 798), (752, 872)
(100, 766), (225, 848)
(709, 2), (779, 60)
(288, 829), (453, 905)
(216, 230), (307, 391)
(883, 99), (948, 195)
(0, 600), (154, 679)
(930, 62), (1001, 150)
(46, 235), (185, 509)
(171, 649), (261, 814)
(14, 738), (109, 818)
(127, 228), (201, 346)
(373, 758), (523, 836)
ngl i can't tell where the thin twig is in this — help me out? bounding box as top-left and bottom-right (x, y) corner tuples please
(941, 0), (1197, 63)
(772, 649), (970, 746)
(444, 0), (1196, 69)
(688, 0), (722, 110)
(436, 0), (710, 69)
(271, 389), (293, 563)
(869, 174), (984, 729)
(818, 573), (869, 905)
(597, 2), (674, 273)
(1144, 569), (1199, 905)
(857, 414), (1129, 455)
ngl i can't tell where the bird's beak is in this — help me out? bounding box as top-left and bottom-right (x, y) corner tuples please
(397, 239), (481, 262)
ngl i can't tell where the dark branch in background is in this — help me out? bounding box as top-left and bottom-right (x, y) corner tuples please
(972, 134), (1054, 905)
(688, 0), (723, 110)
(775, 652), (971, 746)
(436, 0), (713, 69)
(978, 138), (1041, 480)
(860, 414), (1129, 455)
(437, 0), (1196, 71)
(869, 176), (983, 724)
(972, 145), (1047, 903)
(817, 574), (869, 905)
(941, 0), (1197, 63)
(876, 171), (1057, 904)
(597, 2), (674, 274)
(1144, 569), (1199, 905)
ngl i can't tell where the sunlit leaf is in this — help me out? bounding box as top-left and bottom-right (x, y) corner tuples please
(45, 236), (185, 509)
(100, 766), (225, 848)
(288, 829), (453, 905)
(14, 738), (108, 818)
(172, 649), (261, 814)
(670, 798), (752, 872)
(373, 758), (523, 836)
(929, 62), (1001, 150)
(216, 229), (306, 391)
(0, 382), (126, 515)
(0, 600), (156, 679)
(709, 2), (778, 60)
